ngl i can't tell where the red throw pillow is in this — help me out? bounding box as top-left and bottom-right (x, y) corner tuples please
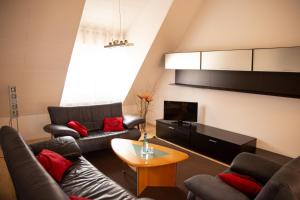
(36, 149), (73, 182)
(67, 120), (88, 137)
(69, 195), (90, 200)
(218, 173), (262, 198)
(103, 117), (124, 132)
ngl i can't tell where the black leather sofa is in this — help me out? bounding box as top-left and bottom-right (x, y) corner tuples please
(0, 126), (151, 200)
(44, 102), (145, 153)
(184, 152), (300, 200)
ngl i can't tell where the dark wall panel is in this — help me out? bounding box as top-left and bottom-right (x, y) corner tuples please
(175, 70), (300, 98)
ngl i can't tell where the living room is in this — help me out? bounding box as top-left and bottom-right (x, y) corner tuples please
(0, 0), (300, 200)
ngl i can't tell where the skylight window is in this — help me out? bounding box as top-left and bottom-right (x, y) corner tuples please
(60, 0), (173, 106)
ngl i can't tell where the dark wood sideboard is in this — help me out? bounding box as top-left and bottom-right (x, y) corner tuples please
(156, 119), (256, 164)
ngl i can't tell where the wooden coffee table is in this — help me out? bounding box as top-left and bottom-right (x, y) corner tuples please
(111, 138), (189, 195)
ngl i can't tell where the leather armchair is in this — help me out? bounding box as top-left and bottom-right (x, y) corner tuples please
(184, 152), (300, 200)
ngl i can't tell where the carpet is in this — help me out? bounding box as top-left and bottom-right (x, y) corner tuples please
(84, 137), (228, 199)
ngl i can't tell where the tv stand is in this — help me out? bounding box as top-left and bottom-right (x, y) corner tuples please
(171, 120), (192, 126)
(156, 119), (256, 164)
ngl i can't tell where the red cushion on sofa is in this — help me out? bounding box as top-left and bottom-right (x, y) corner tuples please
(36, 149), (73, 182)
(67, 120), (88, 137)
(69, 195), (90, 200)
(103, 117), (124, 132)
(218, 173), (262, 198)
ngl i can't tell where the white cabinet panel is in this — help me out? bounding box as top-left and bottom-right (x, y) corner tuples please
(201, 50), (252, 71)
(253, 47), (300, 73)
(165, 52), (201, 70)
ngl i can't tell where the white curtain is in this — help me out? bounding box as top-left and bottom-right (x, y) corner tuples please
(61, 26), (135, 106)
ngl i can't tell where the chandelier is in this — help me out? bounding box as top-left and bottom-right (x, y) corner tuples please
(104, 0), (134, 48)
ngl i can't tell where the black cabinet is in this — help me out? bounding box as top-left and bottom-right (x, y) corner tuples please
(156, 121), (190, 148)
(156, 120), (256, 164)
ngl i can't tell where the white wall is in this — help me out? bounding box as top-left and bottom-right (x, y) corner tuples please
(0, 114), (51, 141)
(149, 71), (300, 157)
(0, 0), (85, 140)
(147, 0), (300, 158)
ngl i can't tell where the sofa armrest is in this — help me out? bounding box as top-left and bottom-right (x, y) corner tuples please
(29, 136), (81, 159)
(230, 152), (281, 184)
(44, 124), (80, 139)
(123, 115), (145, 129)
(184, 175), (249, 200)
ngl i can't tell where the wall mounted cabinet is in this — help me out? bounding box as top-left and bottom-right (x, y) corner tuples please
(165, 52), (201, 70)
(165, 46), (300, 98)
(201, 50), (252, 71)
(253, 47), (300, 73)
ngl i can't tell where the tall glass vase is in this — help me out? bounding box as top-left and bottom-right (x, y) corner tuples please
(142, 132), (149, 154)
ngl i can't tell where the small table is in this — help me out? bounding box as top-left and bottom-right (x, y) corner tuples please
(111, 138), (189, 195)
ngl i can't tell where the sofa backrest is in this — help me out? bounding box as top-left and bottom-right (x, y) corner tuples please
(255, 156), (300, 200)
(48, 102), (123, 130)
(0, 126), (69, 200)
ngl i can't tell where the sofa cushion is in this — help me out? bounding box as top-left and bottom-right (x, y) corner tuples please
(69, 195), (90, 200)
(77, 130), (128, 153)
(103, 117), (124, 132)
(218, 173), (262, 198)
(255, 157), (300, 200)
(36, 149), (73, 182)
(61, 157), (135, 200)
(67, 121), (88, 137)
(48, 103), (123, 130)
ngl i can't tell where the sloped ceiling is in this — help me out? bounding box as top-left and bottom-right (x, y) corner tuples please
(124, 0), (204, 108)
(0, 0), (85, 117)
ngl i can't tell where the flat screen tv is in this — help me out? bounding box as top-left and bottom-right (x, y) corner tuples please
(164, 101), (198, 123)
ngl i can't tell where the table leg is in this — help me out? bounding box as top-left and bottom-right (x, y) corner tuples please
(137, 163), (177, 195)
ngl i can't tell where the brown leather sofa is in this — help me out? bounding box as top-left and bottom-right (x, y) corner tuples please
(44, 102), (145, 153)
(0, 126), (151, 200)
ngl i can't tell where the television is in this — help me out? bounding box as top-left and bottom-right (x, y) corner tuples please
(164, 101), (198, 123)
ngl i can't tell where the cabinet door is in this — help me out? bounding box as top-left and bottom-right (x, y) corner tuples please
(201, 50), (252, 71)
(190, 133), (213, 155)
(165, 52), (201, 70)
(253, 47), (300, 73)
(156, 122), (175, 141)
(190, 132), (240, 164)
(173, 126), (190, 148)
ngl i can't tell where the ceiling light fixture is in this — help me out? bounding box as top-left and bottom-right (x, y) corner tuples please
(104, 0), (134, 48)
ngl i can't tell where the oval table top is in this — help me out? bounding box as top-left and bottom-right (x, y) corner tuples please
(111, 138), (189, 168)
